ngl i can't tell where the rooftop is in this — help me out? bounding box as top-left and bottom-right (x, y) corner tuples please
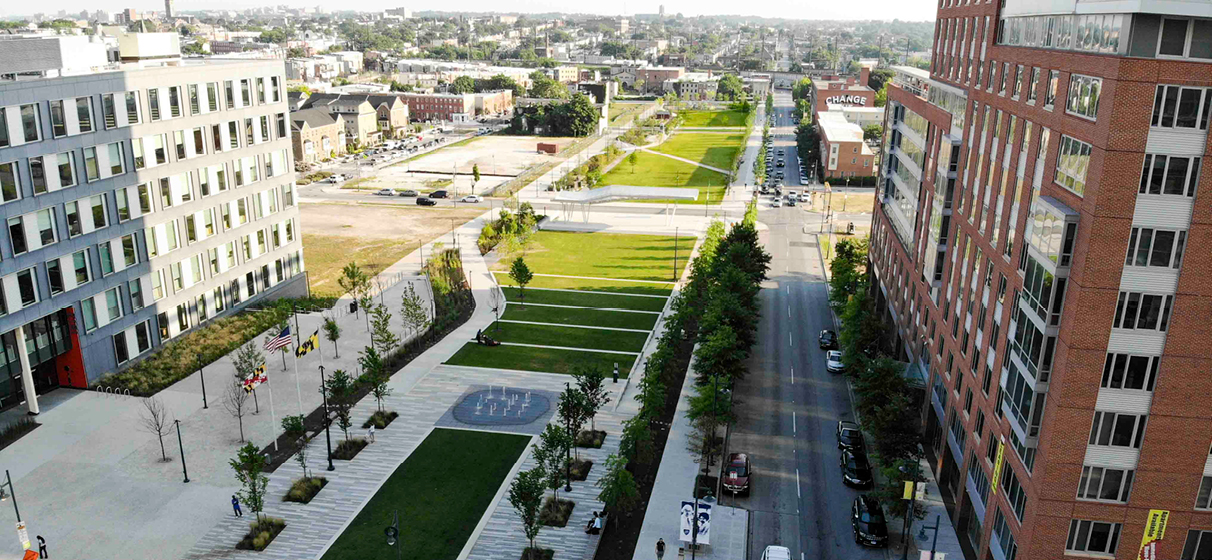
(818, 111), (873, 154)
(291, 107), (340, 130)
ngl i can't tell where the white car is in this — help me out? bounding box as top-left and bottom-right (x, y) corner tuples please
(827, 350), (845, 374)
(772, 198), (782, 208)
(326, 174), (346, 183)
(374, 189), (394, 196)
(461, 194), (483, 203)
(798, 192), (810, 202)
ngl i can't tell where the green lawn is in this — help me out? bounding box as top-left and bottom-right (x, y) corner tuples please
(320, 428), (530, 560)
(653, 133), (746, 170)
(500, 285), (668, 312)
(485, 322), (649, 352)
(680, 109), (749, 127)
(497, 273), (675, 296)
(446, 342), (636, 376)
(500, 304), (659, 330)
(493, 231), (694, 282)
(598, 151), (729, 204)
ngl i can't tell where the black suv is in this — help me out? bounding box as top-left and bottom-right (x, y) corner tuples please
(836, 420), (865, 451)
(430, 190), (448, 199)
(840, 449), (874, 488)
(851, 496), (889, 547)
(416, 197), (437, 206)
(818, 330), (838, 349)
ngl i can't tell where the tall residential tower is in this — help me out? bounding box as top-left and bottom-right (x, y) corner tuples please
(0, 36), (304, 413)
(871, 2), (1212, 560)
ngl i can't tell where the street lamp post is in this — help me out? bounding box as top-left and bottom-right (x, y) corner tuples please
(899, 463), (920, 560)
(0, 469), (22, 522)
(196, 353), (208, 409)
(384, 509), (402, 560)
(174, 420), (190, 483)
(319, 366), (335, 471)
(563, 382), (573, 493)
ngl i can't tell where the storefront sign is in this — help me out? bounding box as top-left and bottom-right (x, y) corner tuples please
(826, 94), (868, 105)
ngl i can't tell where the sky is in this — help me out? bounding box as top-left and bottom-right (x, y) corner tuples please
(8, 0), (937, 23)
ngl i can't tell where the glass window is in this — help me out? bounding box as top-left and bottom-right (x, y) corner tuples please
(1045, 70), (1059, 108)
(16, 269), (37, 307)
(1066, 519), (1122, 555)
(29, 156), (46, 194)
(1197, 477), (1212, 509)
(1159, 18), (1189, 56)
(1088, 411), (1147, 448)
(49, 100), (66, 137)
(46, 259), (64, 295)
(128, 279), (145, 311)
(8, 217), (27, 255)
(36, 208), (56, 246)
(1077, 466), (1134, 502)
(113, 331), (130, 364)
(20, 104), (40, 143)
(73, 250), (90, 285)
(1101, 353), (1160, 391)
(122, 234), (137, 267)
(56, 152), (75, 189)
(90, 195), (107, 230)
(99, 242), (114, 276)
(1055, 135), (1093, 196)
(148, 89), (161, 121)
(105, 287), (122, 322)
(0, 161), (18, 202)
(76, 97), (93, 133)
(81, 298), (98, 332)
(1066, 74), (1102, 120)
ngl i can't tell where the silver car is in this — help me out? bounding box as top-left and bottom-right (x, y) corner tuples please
(826, 350), (845, 373)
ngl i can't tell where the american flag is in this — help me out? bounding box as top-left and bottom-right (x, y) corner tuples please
(265, 325), (292, 352)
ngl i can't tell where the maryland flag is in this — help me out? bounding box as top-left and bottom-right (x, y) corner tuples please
(244, 364), (268, 393)
(295, 329), (320, 358)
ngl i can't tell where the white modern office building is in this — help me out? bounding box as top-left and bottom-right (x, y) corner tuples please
(0, 36), (305, 413)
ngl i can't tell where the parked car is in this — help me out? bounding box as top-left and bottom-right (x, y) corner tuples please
(826, 351), (845, 373)
(819, 329), (838, 349)
(786, 196), (796, 207)
(416, 197), (437, 206)
(840, 449), (874, 487)
(430, 190), (448, 199)
(722, 453), (751, 496)
(760, 546), (791, 560)
(374, 188), (394, 196)
(461, 194), (483, 203)
(851, 496), (889, 547)
(397, 189), (419, 197)
(836, 420), (865, 451)
(798, 192), (810, 202)
(772, 198), (782, 208)
(326, 174), (346, 183)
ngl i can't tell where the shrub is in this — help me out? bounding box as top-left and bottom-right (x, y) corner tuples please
(283, 476), (328, 503)
(0, 417), (39, 452)
(235, 517), (286, 551)
(576, 429), (606, 449)
(539, 497), (575, 527)
(281, 415), (305, 438)
(567, 458), (594, 481)
(94, 296), (336, 396)
(521, 548), (555, 560)
(361, 410), (399, 429)
(333, 438), (369, 460)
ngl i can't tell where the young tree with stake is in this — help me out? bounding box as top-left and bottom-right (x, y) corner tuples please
(360, 346), (392, 412)
(223, 377), (252, 442)
(322, 314), (341, 358)
(400, 282), (429, 342)
(509, 257), (534, 308)
(139, 397), (174, 462)
(509, 467), (546, 557)
(369, 304), (400, 355)
(230, 442), (270, 524)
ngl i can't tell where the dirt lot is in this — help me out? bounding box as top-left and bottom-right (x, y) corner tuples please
(400, 135), (577, 175)
(301, 202), (485, 296)
(338, 171), (506, 197)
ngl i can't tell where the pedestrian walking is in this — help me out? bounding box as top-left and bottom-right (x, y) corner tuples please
(368, 424), (376, 443)
(36, 535), (47, 559)
(656, 537), (665, 560)
(232, 495), (243, 517)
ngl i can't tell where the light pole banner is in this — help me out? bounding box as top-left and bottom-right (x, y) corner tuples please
(679, 501), (712, 545)
(1138, 509), (1169, 560)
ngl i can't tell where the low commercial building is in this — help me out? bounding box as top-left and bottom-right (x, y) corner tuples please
(401, 92), (475, 122)
(817, 111), (876, 179)
(666, 75), (719, 100)
(291, 108), (346, 163)
(474, 90), (514, 116)
(635, 66), (685, 94)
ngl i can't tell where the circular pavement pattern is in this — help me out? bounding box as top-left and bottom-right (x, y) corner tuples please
(452, 386), (552, 426)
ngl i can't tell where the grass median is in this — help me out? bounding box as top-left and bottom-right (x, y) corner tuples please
(680, 109), (749, 127)
(598, 150), (730, 204)
(496, 272), (675, 296)
(500, 286), (667, 312)
(445, 343), (636, 376)
(320, 428), (530, 560)
(499, 304), (659, 331)
(653, 133), (746, 170)
(485, 321), (649, 353)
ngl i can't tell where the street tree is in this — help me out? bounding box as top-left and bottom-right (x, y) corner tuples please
(628, 149), (639, 172)
(716, 74), (745, 101)
(473, 163), (481, 183)
(533, 424), (572, 505)
(295, 436), (311, 479)
(558, 386), (591, 459)
(509, 467), (546, 554)
(369, 304), (400, 355)
(338, 262), (371, 317)
(596, 454), (640, 524)
(573, 367), (611, 432)
(230, 442), (270, 523)
(620, 415), (658, 466)
(359, 346), (392, 412)
(223, 376), (252, 442)
(509, 257), (534, 308)
(400, 282), (430, 342)
(321, 369), (357, 440)
(452, 75), (475, 94)
(322, 314), (341, 358)
(138, 396), (174, 462)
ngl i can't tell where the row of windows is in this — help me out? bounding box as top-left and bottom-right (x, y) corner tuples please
(0, 76), (284, 148)
(0, 115), (289, 207)
(3, 165), (293, 262)
(1062, 526), (1212, 559)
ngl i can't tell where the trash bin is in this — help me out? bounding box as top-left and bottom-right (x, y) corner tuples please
(349, 301), (358, 314)
(847, 222), (855, 234)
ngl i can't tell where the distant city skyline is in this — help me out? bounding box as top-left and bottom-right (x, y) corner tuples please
(2, 0), (937, 23)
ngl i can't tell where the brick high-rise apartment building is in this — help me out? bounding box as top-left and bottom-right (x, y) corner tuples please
(870, 2), (1212, 560)
(0, 36), (305, 414)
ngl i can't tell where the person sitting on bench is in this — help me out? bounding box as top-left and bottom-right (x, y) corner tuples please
(585, 511), (603, 534)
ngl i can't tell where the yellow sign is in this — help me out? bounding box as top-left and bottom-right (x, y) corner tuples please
(903, 481), (914, 500)
(1138, 509), (1169, 560)
(990, 441), (1006, 495)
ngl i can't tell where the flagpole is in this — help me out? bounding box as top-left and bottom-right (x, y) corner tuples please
(267, 371), (278, 452)
(293, 343), (304, 418)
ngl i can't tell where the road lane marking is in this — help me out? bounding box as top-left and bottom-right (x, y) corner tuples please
(789, 332), (793, 347)
(790, 365), (794, 384)
(793, 411), (797, 433)
(796, 469), (801, 498)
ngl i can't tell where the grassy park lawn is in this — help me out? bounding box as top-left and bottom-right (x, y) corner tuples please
(320, 428), (529, 560)
(499, 304), (659, 331)
(497, 272), (675, 296)
(653, 133), (746, 170)
(493, 231), (694, 282)
(598, 151), (729, 204)
(500, 286), (667, 312)
(446, 342), (636, 376)
(303, 234), (417, 297)
(680, 109), (749, 127)
(486, 322), (649, 353)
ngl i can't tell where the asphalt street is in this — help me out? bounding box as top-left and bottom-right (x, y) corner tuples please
(721, 90), (887, 560)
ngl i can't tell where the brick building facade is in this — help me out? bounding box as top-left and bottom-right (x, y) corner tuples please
(869, 2), (1212, 560)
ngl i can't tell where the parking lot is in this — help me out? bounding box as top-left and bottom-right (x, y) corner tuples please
(401, 134), (576, 176)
